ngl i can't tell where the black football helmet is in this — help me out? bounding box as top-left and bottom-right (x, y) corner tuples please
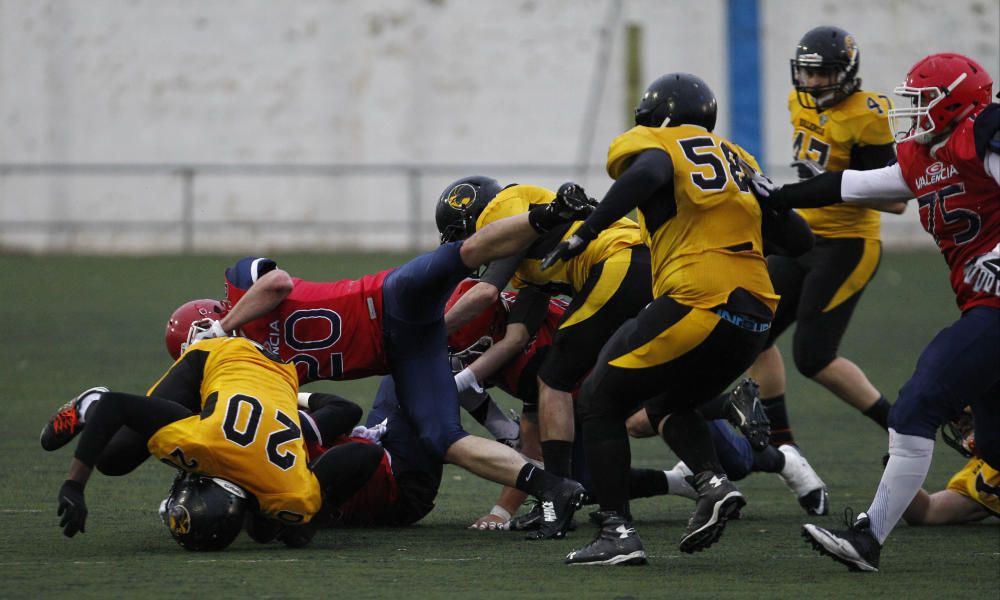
(435, 176), (503, 244)
(159, 473), (247, 551)
(791, 26), (861, 110)
(634, 73), (718, 131)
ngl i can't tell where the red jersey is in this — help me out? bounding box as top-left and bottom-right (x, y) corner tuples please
(494, 293), (567, 401)
(306, 438), (399, 527)
(224, 257), (392, 383)
(896, 115), (1000, 312)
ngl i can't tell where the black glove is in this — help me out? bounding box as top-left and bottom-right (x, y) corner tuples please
(738, 158), (790, 211)
(791, 159), (824, 180)
(57, 480), (87, 538)
(527, 182), (596, 233)
(541, 223), (598, 270)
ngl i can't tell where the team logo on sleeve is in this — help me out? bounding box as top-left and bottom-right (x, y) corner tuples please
(445, 183), (478, 210)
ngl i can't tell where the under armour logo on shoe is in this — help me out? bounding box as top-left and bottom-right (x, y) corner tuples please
(541, 501), (557, 523)
(615, 524), (636, 539)
(708, 475), (727, 488)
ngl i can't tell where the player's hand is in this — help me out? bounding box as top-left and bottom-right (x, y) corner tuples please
(189, 318), (229, 343)
(469, 513), (510, 531)
(350, 418), (388, 443)
(527, 182), (596, 233)
(963, 243), (1000, 295)
(541, 234), (588, 270)
(791, 159), (824, 180)
(57, 480), (87, 538)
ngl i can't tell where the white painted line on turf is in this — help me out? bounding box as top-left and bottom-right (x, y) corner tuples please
(0, 509), (42, 513)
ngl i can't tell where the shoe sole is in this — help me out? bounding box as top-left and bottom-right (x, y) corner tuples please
(801, 524), (878, 572)
(566, 551), (648, 566)
(679, 492), (745, 554)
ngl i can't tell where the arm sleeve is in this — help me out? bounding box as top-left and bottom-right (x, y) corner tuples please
(145, 349), (209, 411)
(972, 103), (1000, 161)
(506, 287), (551, 336)
(840, 163), (912, 202)
(480, 253), (524, 289)
(761, 207), (815, 257)
(984, 153), (1000, 186)
(581, 149), (673, 235)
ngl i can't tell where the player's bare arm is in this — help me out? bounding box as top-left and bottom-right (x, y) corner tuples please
(219, 269), (293, 332)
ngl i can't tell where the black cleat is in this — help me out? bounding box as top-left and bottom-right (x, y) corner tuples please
(526, 479), (587, 540)
(509, 501), (543, 531)
(724, 378), (769, 451)
(565, 512), (648, 566)
(802, 510), (880, 572)
(40, 386), (109, 451)
(678, 471), (745, 554)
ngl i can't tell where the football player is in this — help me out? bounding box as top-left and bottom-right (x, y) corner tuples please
(40, 327), (384, 550)
(747, 28), (906, 492)
(191, 198), (596, 540)
(538, 71), (794, 565)
(443, 282), (824, 531)
(436, 176), (652, 484)
(903, 414), (999, 526)
(745, 52), (999, 571)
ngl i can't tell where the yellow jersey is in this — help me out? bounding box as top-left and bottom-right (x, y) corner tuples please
(946, 457), (1000, 517)
(475, 184), (642, 295)
(147, 337), (322, 524)
(606, 124), (778, 312)
(787, 89), (894, 239)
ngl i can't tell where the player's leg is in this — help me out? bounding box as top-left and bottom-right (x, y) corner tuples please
(804, 306), (1000, 571)
(536, 246), (652, 478)
(747, 253), (804, 446)
(792, 237), (890, 427)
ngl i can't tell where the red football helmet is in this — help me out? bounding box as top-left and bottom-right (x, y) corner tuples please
(445, 279), (509, 352)
(889, 52), (994, 144)
(164, 299), (227, 360)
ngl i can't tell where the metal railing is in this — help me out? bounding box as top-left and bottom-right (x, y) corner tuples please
(0, 162), (611, 253)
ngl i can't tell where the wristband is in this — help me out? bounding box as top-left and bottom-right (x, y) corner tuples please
(489, 505), (512, 522)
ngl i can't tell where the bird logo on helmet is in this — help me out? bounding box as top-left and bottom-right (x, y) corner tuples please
(435, 175), (503, 244)
(790, 26), (862, 111)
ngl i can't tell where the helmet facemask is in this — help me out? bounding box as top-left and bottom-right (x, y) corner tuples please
(889, 72), (971, 144)
(791, 60), (857, 111)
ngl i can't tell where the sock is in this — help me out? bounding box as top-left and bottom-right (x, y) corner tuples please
(863, 395), (892, 430)
(762, 394), (794, 446)
(514, 463), (563, 497)
(866, 429), (934, 544)
(751, 444), (786, 473)
(541, 440), (574, 478)
(664, 467), (691, 494)
(481, 401), (520, 443)
(627, 468), (670, 499)
(77, 391), (104, 424)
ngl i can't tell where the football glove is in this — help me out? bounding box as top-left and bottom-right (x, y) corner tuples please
(541, 223), (598, 270)
(527, 182), (596, 233)
(738, 157), (790, 211)
(57, 480), (87, 538)
(963, 243), (1000, 297)
(350, 418), (388, 443)
(791, 159), (825, 180)
(189, 318), (229, 344)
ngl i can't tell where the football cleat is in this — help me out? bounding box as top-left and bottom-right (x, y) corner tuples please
(778, 444), (829, 516)
(565, 512), (648, 566)
(679, 471), (746, 554)
(509, 501), (543, 531)
(40, 386), (109, 451)
(802, 510), (881, 572)
(723, 378), (770, 451)
(526, 479), (587, 540)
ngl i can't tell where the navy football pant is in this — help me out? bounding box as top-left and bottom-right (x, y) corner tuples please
(889, 306), (1000, 466)
(381, 242), (474, 460)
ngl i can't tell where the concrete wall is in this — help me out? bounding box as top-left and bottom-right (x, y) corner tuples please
(0, 0), (996, 252)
